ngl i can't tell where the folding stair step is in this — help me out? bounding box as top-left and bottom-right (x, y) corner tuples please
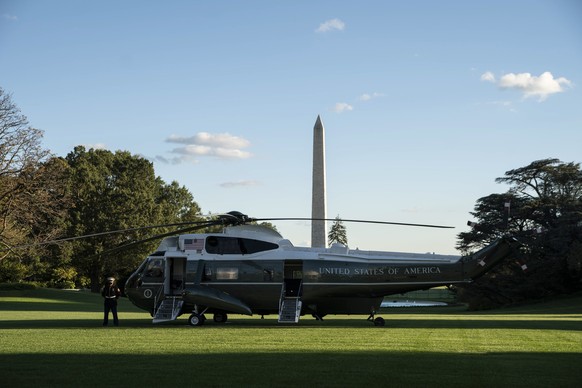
(278, 298), (302, 323)
(153, 298), (184, 323)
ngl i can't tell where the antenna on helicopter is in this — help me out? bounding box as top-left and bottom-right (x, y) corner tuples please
(467, 200), (512, 233)
(504, 200), (511, 230)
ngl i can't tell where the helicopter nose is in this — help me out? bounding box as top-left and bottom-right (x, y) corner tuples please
(125, 271), (140, 290)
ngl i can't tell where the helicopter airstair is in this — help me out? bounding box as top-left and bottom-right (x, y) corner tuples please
(278, 297), (302, 323)
(278, 280), (303, 323)
(152, 296), (183, 324)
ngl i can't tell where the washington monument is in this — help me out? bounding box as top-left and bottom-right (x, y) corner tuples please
(311, 115), (327, 248)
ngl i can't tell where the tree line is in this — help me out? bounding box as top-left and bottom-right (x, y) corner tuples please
(1, 87), (581, 304)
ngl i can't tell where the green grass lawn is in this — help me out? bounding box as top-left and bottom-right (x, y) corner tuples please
(1, 288), (581, 387)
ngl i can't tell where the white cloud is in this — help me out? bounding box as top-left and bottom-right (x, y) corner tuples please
(482, 71), (572, 101)
(480, 71), (496, 82)
(2, 14), (18, 21)
(332, 102), (353, 113)
(154, 155), (193, 165)
(500, 72), (571, 101)
(164, 132), (252, 162)
(167, 132), (250, 149)
(82, 143), (107, 150)
(487, 100), (517, 112)
(219, 180), (260, 188)
(173, 145), (252, 159)
(488, 100), (513, 107)
(359, 92), (384, 101)
(316, 18), (345, 33)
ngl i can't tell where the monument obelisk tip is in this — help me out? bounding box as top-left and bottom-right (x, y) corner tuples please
(314, 114), (323, 128)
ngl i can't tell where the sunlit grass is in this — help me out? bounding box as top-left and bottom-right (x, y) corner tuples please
(1, 289), (581, 387)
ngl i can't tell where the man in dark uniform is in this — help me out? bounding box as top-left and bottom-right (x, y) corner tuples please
(101, 277), (121, 326)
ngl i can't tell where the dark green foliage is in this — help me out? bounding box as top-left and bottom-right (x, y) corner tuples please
(328, 215), (348, 246)
(1, 142), (202, 290)
(457, 158), (582, 309)
(65, 146), (202, 291)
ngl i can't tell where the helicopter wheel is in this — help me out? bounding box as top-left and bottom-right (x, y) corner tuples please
(213, 312), (228, 323)
(188, 313), (205, 327)
(373, 317), (385, 327)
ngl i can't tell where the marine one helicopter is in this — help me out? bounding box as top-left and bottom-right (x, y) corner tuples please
(119, 211), (519, 327)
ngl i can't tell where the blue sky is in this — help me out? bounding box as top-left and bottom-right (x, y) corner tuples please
(1, 0), (581, 254)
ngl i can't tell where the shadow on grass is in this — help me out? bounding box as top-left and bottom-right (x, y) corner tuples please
(0, 294), (141, 313)
(1, 351), (580, 387)
(1, 315), (581, 331)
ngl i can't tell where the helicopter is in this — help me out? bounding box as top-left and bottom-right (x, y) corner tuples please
(119, 211), (520, 327)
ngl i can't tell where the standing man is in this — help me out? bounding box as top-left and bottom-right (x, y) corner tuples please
(101, 277), (121, 326)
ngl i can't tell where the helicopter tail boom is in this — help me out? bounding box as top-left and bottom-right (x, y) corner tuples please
(462, 236), (520, 280)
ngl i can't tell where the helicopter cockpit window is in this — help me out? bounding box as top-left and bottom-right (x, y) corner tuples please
(205, 236), (278, 255)
(144, 259), (164, 279)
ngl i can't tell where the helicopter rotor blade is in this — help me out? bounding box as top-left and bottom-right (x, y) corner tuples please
(250, 217), (455, 229)
(5, 219), (217, 250)
(3, 210), (453, 255)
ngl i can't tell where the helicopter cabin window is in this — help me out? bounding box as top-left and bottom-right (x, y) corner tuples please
(205, 236), (278, 255)
(144, 258), (164, 279)
(216, 267), (239, 280)
(185, 260), (198, 282)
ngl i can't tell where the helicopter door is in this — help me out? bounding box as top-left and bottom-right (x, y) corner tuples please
(283, 260), (303, 297)
(166, 257), (186, 296)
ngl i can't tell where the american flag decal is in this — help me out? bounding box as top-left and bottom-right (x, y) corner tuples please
(184, 238), (204, 251)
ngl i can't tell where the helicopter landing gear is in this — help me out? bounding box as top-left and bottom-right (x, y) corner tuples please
(312, 313), (326, 321)
(213, 312), (228, 323)
(188, 305), (208, 327)
(373, 317), (385, 326)
(367, 311), (385, 327)
(188, 313), (206, 326)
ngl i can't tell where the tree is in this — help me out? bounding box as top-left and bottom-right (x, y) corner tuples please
(155, 179), (202, 224)
(0, 88), (71, 284)
(258, 221), (278, 232)
(456, 158), (582, 308)
(65, 147), (202, 291)
(1, 87), (51, 251)
(328, 215), (348, 246)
